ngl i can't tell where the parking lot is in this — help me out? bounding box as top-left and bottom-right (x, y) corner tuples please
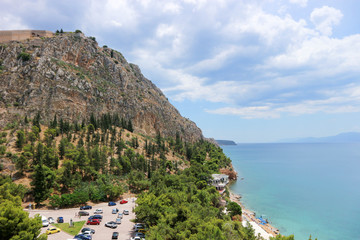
(27, 198), (137, 240)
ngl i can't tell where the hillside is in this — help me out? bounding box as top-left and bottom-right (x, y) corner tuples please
(0, 30), (271, 240)
(0, 31), (202, 142)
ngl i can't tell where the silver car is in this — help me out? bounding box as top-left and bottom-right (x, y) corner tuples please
(105, 221), (118, 229)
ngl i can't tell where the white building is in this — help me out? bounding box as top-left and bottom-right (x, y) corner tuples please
(210, 174), (229, 194)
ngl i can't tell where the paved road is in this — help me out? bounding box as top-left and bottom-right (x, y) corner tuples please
(27, 198), (137, 240)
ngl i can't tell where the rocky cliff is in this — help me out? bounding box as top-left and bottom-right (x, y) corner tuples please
(0, 32), (203, 142)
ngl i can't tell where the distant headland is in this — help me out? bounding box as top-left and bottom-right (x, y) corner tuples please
(216, 140), (237, 145)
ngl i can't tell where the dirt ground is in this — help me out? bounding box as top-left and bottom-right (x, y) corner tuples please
(27, 197), (138, 240)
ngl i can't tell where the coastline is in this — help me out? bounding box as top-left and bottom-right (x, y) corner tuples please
(229, 191), (279, 240)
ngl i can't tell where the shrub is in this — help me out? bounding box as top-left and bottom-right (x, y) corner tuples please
(0, 145), (6, 155)
(75, 29), (82, 33)
(17, 52), (31, 61)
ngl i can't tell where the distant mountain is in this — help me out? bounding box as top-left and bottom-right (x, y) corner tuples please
(281, 132), (360, 143)
(216, 140), (237, 145)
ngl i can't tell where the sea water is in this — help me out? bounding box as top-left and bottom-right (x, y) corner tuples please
(222, 143), (360, 240)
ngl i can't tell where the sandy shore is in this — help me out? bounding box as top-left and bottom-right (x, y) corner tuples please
(229, 192), (279, 240)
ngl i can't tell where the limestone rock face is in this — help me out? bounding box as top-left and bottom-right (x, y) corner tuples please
(0, 33), (204, 142)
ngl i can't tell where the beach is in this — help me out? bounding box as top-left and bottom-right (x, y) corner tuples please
(229, 192), (279, 240)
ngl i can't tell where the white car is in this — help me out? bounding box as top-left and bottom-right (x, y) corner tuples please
(83, 230), (93, 235)
(130, 237), (144, 240)
(94, 209), (103, 214)
(115, 218), (121, 224)
(42, 220), (49, 227)
(123, 210), (129, 215)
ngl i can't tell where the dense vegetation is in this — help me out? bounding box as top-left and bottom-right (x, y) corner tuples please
(0, 113), (300, 240)
(0, 176), (46, 240)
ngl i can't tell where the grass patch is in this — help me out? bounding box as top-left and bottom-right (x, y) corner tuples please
(53, 220), (85, 236)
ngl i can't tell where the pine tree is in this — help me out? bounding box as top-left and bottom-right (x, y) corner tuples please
(33, 142), (44, 166)
(127, 119), (133, 132)
(15, 154), (28, 175)
(50, 114), (57, 129)
(32, 112), (41, 132)
(32, 164), (55, 206)
(16, 130), (25, 149)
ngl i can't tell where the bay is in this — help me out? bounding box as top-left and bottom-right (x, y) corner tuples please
(222, 143), (360, 240)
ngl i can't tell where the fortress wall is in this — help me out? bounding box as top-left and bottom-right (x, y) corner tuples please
(0, 30), (53, 43)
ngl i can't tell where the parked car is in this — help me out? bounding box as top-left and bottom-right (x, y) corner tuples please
(86, 219), (100, 225)
(82, 231), (93, 240)
(81, 230), (93, 235)
(133, 223), (145, 229)
(108, 201), (116, 206)
(120, 199), (128, 204)
(46, 227), (61, 235)
(135, 232), (146, 238)
(94, 209), (103, 214)
(74, 234), (92, 240)
(81, 228), (95, 234)
(130, 237), (144, 240)
(92, 215), (103, 221)
(112, 208), (119, 214)
(105, 221), (118, 229)
(112, 232), (119, 239)
(118, 213), (123, 219)
(123, 210), (129, 215)
(79, 211), (90, 216)
(80, 205), (92, 210)
(115, 218), (121, 224)
(57, 217), (64, 223)
(42, 220), (49, 227)
(47, 217), (55, 224)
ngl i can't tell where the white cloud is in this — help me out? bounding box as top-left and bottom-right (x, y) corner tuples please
(85, 0), (139, 32)
(208, 84), (360, 119)
(0, 13), (28, 30)
(221, 5), (313, 47)
(207, 106), (280, 119)
(265, 34), (360, 76)
(289, 0), (308, 8)
(162, 2), (182, 14)
(310, 6), (343, 36)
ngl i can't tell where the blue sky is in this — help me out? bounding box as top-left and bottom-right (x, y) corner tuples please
(1, 0), (360, 142)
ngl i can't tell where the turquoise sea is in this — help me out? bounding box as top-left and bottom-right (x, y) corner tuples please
(222, 143), (360, 240)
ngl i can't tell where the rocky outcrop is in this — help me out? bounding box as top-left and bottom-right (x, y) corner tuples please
(0, 32), (204, 142)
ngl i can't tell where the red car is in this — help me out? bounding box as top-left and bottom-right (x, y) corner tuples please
(87, 219), (100, 225)
(119, 199), (128, 204)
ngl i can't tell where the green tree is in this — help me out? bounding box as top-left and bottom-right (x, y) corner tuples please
(32, 112), (41, 132)
(271, 235), (295, 240)
(0, 200), (46, 240)
(32, 164), (55, 205)
(127, 119), (133, 132)
(44, 128), (56, 147)
(227, 201), (242, 218)
(15, 154), (29, 175)
(16, 130), (25, 149)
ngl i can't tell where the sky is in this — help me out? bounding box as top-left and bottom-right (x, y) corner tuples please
(1, 0), (360, 142)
